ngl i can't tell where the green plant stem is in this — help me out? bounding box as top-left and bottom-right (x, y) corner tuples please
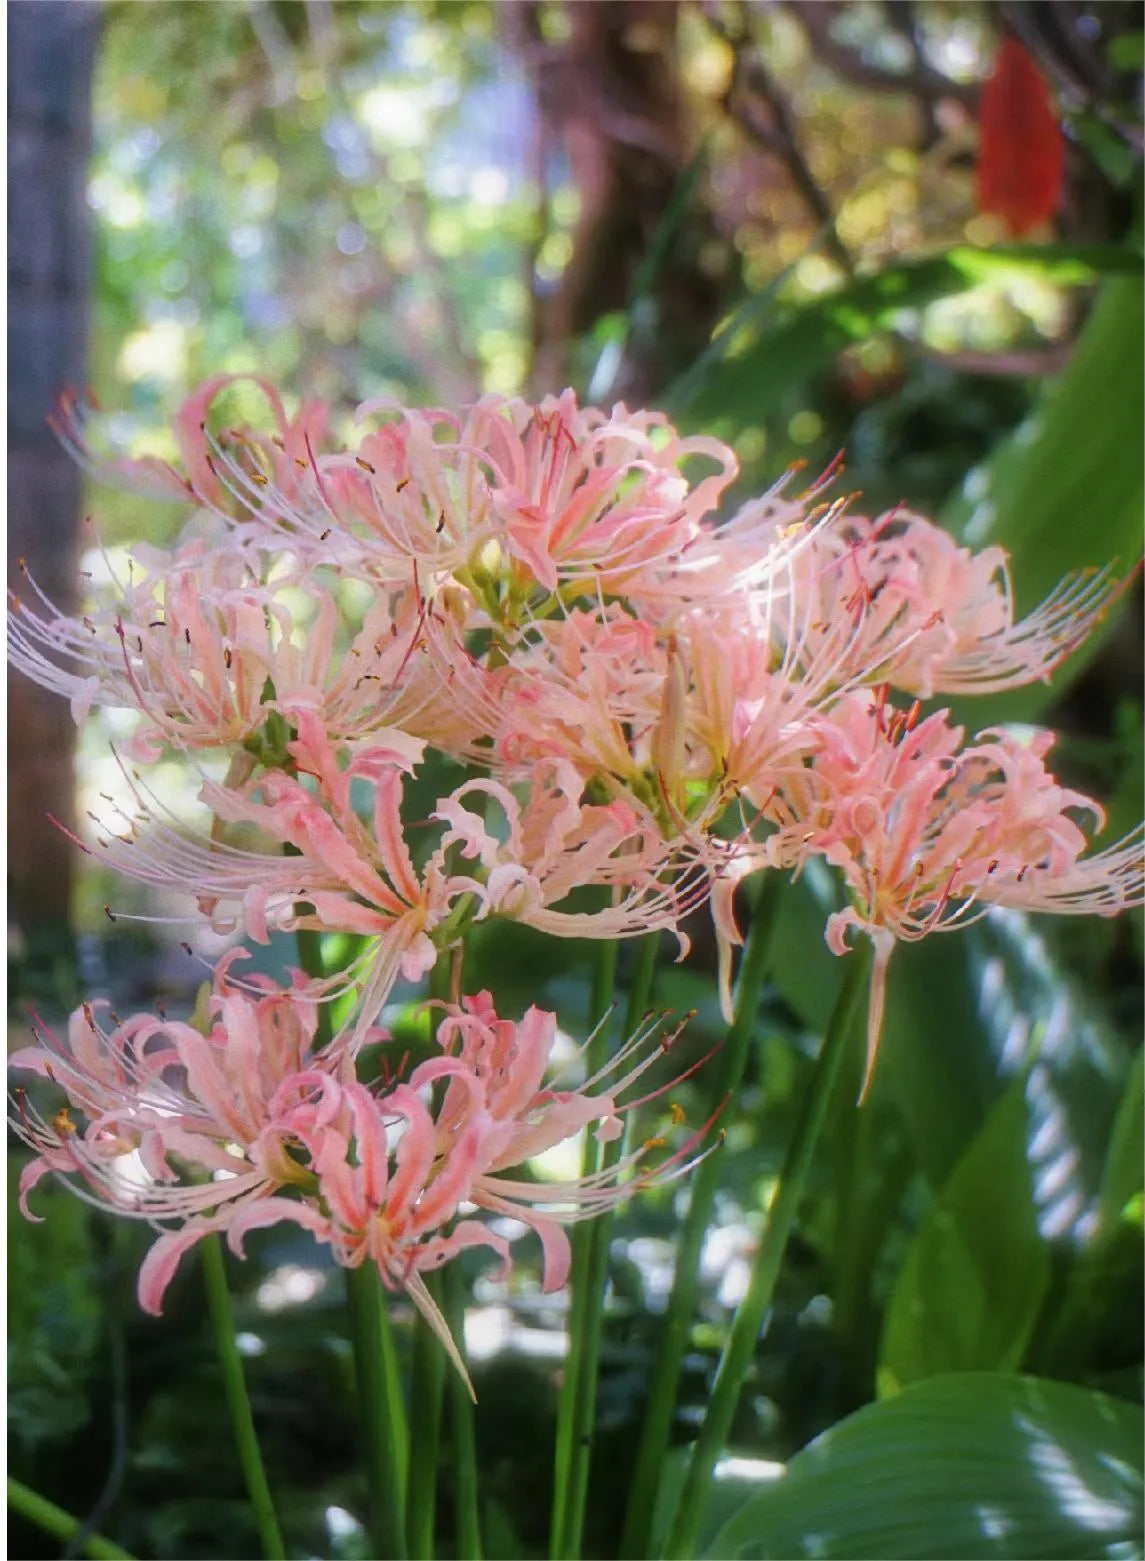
(295, 924), (410, 1559)
(199, 1232), (287, 1560)
(405, 955), (455, 1560)
(294, 927), (331, 1039)
(346, 1263), (409, 1560)
(7, 1477), (135, 1561)
(552, 933), (660, 1561)
(662, 943), (873, 1560)
(549, 938), (619, 1560)
(406, 1270), (448, 1559)
(445, 1259), (483, 1560)
(620, 874), (782, 1560)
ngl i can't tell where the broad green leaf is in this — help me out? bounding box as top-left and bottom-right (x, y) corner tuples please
(670, 246), (1141, 432)
(1107, 31), (1145, 70)
(878, 1082), (1049, 1395)
(1097, 1048), (1145, 1236)
(769, 878), (1131, 1202)
(1071, 115), (1141, 189)
(941, 275), (1145, 725)
(707, 1373), (1144, 1560)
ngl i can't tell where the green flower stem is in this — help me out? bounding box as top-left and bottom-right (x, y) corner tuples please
(406, 1270), (448, 1559)
(7, 1477), (135, 1561)
(620, 873), (782, 1560)
(294, 927), (332, 1039)
(295, 925), (410, 1559)
(199, 1231), (287, 1560)
(552, 933), (660, 1561)
(445, 1259), (483, 1560)
(346, 1263), (409, 1560)
(548, 937), (619, 1560)
(405, 955), (455, 1560)
(662, 943), (873, 1561)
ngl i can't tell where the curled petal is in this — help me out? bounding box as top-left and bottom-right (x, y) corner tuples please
(138, 1221), (221, 1315)
(225, 1196), (332, 1258)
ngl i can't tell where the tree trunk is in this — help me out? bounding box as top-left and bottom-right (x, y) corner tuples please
(8, 1), (99, 953)
(509, 0), (734, 404)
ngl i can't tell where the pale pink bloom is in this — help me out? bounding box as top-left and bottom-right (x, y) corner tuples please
(74, 384), (739, 608)
(218, 1075), (510, 1389)
(10, 539), (497, 762)
(492, 609), (672, 787)
(11, 962), (713, 1392)
(759, 508), (1125, 700)
(292, 390), (738, 598)
(76, 732), (704, 1036)
(51, 375), (334, 521)
(633, 461), (844, 610)
(762, 690), (1145, 1088)
(9, 952), (352, 1236)
(8, 961), (491, 1381)
(431, 756), (711, 948)
(424, 992), (711, 1291)
(75, 725), (447, 1023)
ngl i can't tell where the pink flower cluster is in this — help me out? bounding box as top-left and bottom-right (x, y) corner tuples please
(11, 955), (695, 1382)
(10, 375), (1143, 1331)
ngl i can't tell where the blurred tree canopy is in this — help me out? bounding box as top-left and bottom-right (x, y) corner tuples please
(88, 0), (1142, 545)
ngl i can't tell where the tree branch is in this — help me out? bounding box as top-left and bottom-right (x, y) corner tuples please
(782, 0), (978, 107)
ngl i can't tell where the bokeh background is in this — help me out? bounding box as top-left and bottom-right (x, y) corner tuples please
(8, 4), (1144, 1558)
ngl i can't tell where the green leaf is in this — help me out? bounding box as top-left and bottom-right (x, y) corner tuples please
(1107, 32), (1145, 70)
(1071, 115), (1141, 190)
(879, 1082), (1049, 1395)
(941, 276), (1145, 726)
(1097, 1048), (1145, 1236)
(670, 247), (1141, 433)
(706, 1373), (1144, 1560)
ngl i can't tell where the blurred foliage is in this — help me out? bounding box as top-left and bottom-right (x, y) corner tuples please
(10, 2), (1144, 1558)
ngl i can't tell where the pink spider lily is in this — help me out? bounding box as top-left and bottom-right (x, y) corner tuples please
(9, 541), (494, 763)
(217, 1074), (509, 1391)
(9, 952), (354, 1232)
(10, 964), (713, 1394)
(9, 1005), (492, 1388)
(50, 375), (334, 521)
(63, 382), (740, 610)
(762, 508), (1126, 700)
(430, 756), (712, 948)
(491, 609), (675, 795)
(421, 992), (715, 1292)
(73, 730), (706, 1040)
(762, 690), (1145, 1089)
(293, 390), (738, 601)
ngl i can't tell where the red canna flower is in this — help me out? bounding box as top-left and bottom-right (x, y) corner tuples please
(977, 39), (1064, 236)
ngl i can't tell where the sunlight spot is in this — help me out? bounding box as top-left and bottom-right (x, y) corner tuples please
(715, 1454), (785, 1482)
(1027, 1432), (1131, 1529)
(112, 1149), (153, 1192)
(470, 165), (509, 205)
(236, 1332), (266, 1357)
(118, 320), (188, 385)
(465, 1303), (512, 1361)
(975, 1503), (1014, 1540)
(622, 1236), (677, 1310)
(464, 1302), (567, 1362)
(325, 1505), (363, 1543)
(256, 1264), (328, 1312)
(963, 500), (996, 544)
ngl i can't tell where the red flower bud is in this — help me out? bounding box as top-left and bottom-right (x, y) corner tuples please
(977, 39), (1064, 235)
